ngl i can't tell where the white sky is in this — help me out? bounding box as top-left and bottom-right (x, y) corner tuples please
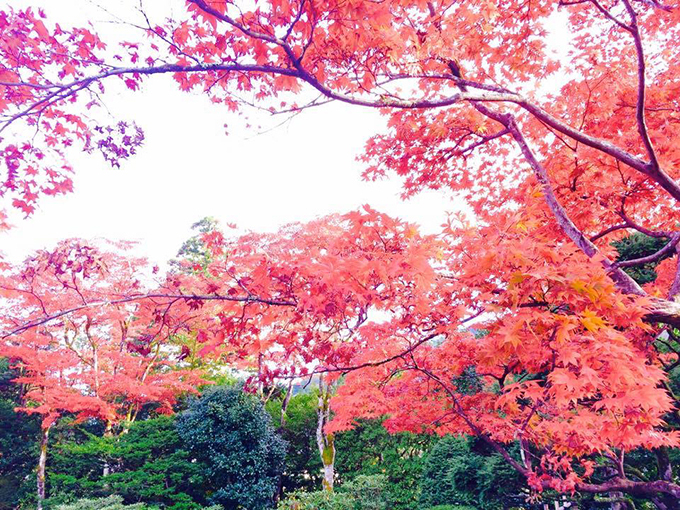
(1, 0), (458, 266)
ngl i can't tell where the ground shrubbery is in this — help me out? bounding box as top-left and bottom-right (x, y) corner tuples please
(419, 435), (525, 510)
(277, 475), (388, 510)
(54, 496), (223, 510)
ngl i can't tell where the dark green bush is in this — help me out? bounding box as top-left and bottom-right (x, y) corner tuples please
(335, 418), (434, 509)
(419, 435), (524, 510)
(54, 495), (222, 510)
(44, 416), (209, 509)
(177, 386), (287, 510)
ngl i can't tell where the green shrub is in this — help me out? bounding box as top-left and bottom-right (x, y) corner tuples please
(45, 416), (209, 509)
(612, 233), (669, 284)
(177, 386), (287, 510)
(419, 435), (524, 510)
(424, 506), (477, 510)
(278, 475), (388, 510)
(55, 495), (150, 510)
(266, 392), (322, 493)
(334, 418), (435, 510)
(277, 490), (354, 510)
(54, 496), (224, 510)
(341, 475), (388, 510)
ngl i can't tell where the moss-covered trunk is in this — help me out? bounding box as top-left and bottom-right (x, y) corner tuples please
(36, 425), (50, 510)
(316, 375), (335, 491)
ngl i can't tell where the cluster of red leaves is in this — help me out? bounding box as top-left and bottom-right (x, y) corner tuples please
(169, 207), (439, 378)
(0, 8), (145, 215)
(0, 240), (205, 429)
(328, 203), (678, 491)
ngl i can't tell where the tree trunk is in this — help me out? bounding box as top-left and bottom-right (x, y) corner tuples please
(36, 426), (50, 510)
(280, 379), (293, 430)
(102, 421), (113, 477)
(316, 375), (335, 491)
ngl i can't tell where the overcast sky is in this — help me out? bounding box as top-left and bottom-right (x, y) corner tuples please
(1, 0), (458, 266)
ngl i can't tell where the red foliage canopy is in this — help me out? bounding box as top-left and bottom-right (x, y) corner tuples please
(2, 0), (680, 503)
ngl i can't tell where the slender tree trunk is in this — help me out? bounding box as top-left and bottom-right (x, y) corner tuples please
(102, 421), (113, 477)
(272, 380), (294, 504)
(316, 375), (335, 491)
(280, 379), (293, 429)
(36, 425), (50, 510)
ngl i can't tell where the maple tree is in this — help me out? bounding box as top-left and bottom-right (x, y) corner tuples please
(2, 0), (680, 506)
(0, 240), (205, 508)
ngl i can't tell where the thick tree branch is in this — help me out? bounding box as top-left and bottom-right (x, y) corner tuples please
(576, 478), (680, 500)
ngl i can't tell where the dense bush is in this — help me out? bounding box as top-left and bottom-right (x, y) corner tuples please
(177, 386), (287, 510)
(42, 416), (209, 509)
(277, 490), (354, 510)
(40, 387), (289, 510)
(266, 391), (322, 492)
(340, 475), (388, 510)
(419, 435), (524, 510)
(612, 233), (670, 284)
(55, 496), (148, 510)
(0, 360), (41, 510)
(422, 506), (476, 510)
(334, 418), (434, 510)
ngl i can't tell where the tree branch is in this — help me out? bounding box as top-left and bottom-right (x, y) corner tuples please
(614, 232), (680, 268)
(1, 292), (296, 339)
(622, 0), (660, 169)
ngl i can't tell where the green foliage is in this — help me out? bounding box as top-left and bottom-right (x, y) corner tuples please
(277, 490), (354, 510)
(99, 417), (209, 509)
(340, 475), (388, 510)
(419, 435), (524, 510)
(266, 391), (322, 492)
(0, 359), (41, 510)
(55, 495), (149, 510)
(54, 495), (223, 510)
(422, 506), (477, 510)
(612, 233), (669, 284)
(170, 217), (221, 274)
(335, 418), (435, 510)
(45, 416), (210, 510)
(277, 475), (388, 510)
(176, 386), (287, 510)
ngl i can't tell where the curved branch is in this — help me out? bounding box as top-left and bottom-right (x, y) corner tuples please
(590, 223), (628, 242)
(1, 292), (296, 339)
(618, 207), (673, 238)
(615, 232), (680, 268)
